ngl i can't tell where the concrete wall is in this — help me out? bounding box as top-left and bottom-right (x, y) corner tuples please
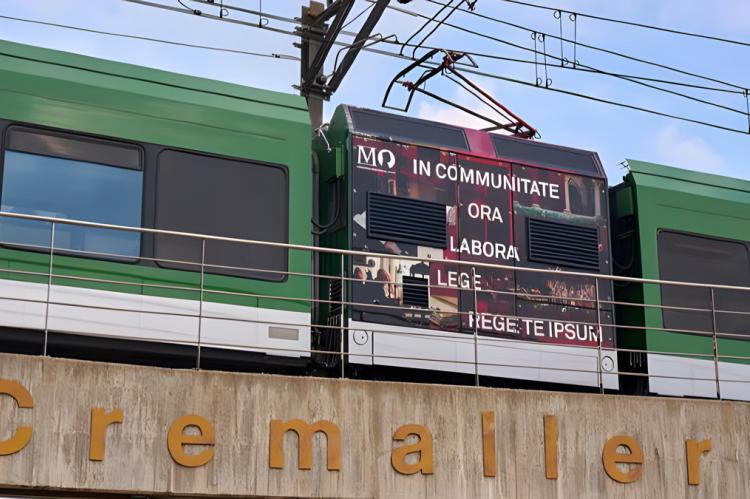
(0, 353), (748, 498)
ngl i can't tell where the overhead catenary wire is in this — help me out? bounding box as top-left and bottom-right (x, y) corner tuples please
(65, 0), (750, 135)
(341, 2), (374, 30)
(123, 0), (750, 134)
(401, 0), (750, 113)
(497, 0), (750, 49)
(187, 0), (748, 99)
(402, 0), (466, 58)
(418, 0), (748, 93)
(0, 13), (299, 61)
(176, 0), (201, 15)
(424, 0), (747, 96)
(183, 0), (750, 106)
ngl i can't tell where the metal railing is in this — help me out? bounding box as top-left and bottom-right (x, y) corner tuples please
(0, 211), (748, 401)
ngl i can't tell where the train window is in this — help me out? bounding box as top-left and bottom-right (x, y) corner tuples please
(349, 107), (469, 151)
(154, 150), (288, 281)
(0, 127), (143, 259)
(658, 231), (750, 336)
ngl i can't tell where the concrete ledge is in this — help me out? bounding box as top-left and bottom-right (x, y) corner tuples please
(0, 353), (748, 498)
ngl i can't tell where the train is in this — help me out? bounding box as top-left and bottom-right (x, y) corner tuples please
(0, 39), (747, 400)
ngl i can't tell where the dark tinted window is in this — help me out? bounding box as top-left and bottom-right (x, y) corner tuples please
(154, 150), (288, 280)
(492, 135), (603, 177)
(7, 127), (141, 169)
(658, 231), (750, 337)
(350, 107), (468, 151)
(0, 127), (143, 259)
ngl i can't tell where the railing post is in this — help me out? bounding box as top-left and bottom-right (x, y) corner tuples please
(472, 266), (479, 387)
(340, 253), (346, 378)
(710, 287), (721, 399)
(595, 277), (603, 394)
(196, 239), (205, 370)
(42, 221), (55, 356)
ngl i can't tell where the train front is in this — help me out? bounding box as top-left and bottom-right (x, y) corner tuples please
(315, 105), (617, 390)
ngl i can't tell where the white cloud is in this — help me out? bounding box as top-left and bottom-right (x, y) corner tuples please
(653, 126), (726, 174)
(416, 100), (493, 130)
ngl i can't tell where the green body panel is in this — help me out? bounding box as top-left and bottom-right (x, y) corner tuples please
(313, 106), (351, 329)
(611, 159), (750, 365)
(0, 40), (312, 313)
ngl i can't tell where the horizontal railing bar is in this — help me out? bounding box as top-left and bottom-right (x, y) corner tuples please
(5, 252), (747, 321)
(3, 211), (750, 293)
(4, 265), (748, 341)
(35, 325), (750, 386)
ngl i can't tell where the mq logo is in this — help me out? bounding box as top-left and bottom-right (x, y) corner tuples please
(356, 145), (396, 170)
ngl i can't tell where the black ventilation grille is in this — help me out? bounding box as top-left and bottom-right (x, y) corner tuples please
(328, 279), (342, 318)
(528, 218), (600, 271)
(402, 276), (429, 308)
(367, 193), (447, 248)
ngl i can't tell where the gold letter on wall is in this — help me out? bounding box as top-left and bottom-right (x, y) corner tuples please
(686, 438), (712, 486)
(89, 408), (123, 461)
(269, 419), (341, 471)
(602, 435), (644, 483)
(543, 415), (558, 480)
(0, 379), (33, 456)
(482, 411), (496, 477)
(167, 414), (215, 468)
(391, 424), (433, 475)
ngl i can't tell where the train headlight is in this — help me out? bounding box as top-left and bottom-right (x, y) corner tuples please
(601, 356), (615, 372)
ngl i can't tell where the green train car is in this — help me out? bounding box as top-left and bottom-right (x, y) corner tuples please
(1, 38), (748, 399)
(611, 160), (750, 400)
(0, 40), (313, 368)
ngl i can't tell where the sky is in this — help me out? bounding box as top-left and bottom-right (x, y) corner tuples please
(0, 0), (748, 184)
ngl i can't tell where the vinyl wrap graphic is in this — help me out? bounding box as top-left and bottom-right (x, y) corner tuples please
(350, 135), (614, 349)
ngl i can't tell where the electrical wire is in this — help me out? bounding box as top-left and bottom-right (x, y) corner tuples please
(186, 0), (296, 26)
(176, 0), (201, 15)
(387, 0), (750, 122)
(0, 14), (299, 61)
(342, 2), (374, 31)
(398, 0), (749, 101)
(123, 0), (300, 39)
(497, 0), (750, 49)
(112, 0), (750, 134)
(425, 0), (746, 95)
(390, 38), (749, 117)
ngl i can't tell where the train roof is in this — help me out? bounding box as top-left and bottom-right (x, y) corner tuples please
(333, 105), (606, 179)
(0, 39), (307, 112)
(625, 159), (750, 199)
(0, 39), (310, 156)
